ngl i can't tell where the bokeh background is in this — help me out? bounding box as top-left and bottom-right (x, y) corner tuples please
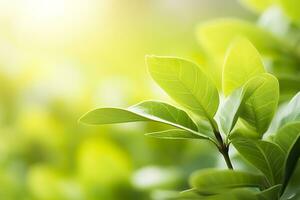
(0, 0), (254, 199)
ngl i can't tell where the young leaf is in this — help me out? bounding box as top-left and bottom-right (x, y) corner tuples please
(274, 122), (300, 190)
(145, 129), (208, 140)
(196, 18), (281, 88)
(80, 100), (203, 135)
(216, 87), (244, 135)
(222, 37), (265, 96)
(256, 184), (282, 200)
(190, 169), (265, 194)
(146, 56), (219, 129)
(240, 73), (279, 135)
(217, 73), (278, 136)
(232, 139), (285, 185)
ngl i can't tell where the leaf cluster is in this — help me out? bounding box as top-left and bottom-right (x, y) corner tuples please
(79, 1), (300, 199)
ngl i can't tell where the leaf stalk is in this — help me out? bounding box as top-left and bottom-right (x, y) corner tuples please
(213, 130), (233, 169)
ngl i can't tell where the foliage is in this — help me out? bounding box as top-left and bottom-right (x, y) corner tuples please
(80, 1), (300, 200)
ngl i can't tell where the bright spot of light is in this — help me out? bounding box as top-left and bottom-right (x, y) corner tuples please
(131, 166), (180, 189)
(10, 0), (109, 46)
(23, 0), (66, 22)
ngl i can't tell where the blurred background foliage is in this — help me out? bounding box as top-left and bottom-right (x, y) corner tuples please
(0, 0), (287, 199)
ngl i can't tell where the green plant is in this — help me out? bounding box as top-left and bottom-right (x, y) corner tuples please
(80, 37), (299, 199)
(80, 1), (300, 199)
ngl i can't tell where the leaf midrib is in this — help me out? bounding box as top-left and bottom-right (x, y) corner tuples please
(177, 60), (216, 127)
(129, 107), (208, 139)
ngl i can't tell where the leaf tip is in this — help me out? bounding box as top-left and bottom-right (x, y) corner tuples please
(78, 111), (91, 125)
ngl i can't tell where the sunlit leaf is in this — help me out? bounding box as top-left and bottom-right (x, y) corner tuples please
(146, 56), (219, 129)
(240, 73), (279, 135)
(190, 169), (265, 195)
(217, 73), (278, 136)
(232, 139), (285, 185)
(80, 100), (210, 138)
(129, 101), (198, 131)
(196, 19), (281, 88)
(223, 37), (265, 96)
(216, 88), (244, 135)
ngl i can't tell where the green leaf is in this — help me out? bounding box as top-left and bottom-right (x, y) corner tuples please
(222, 37), (265, 96)
(145, 129), (207, 140)
(217, 73), (279, 136)
(274, 122), (300, 190)
(196, 19), (281, 88)
(80, 107), (148, 124)
(146, 56), (219, 128)
(190, 169), (265, 195)
(216, 88), (244, 135)
(256, 184), (282, 200)
(129, 101), (198, 131)
(240, 73), (279, 135)
(80, 100), (209, 137)
(232, 139), (285, 185)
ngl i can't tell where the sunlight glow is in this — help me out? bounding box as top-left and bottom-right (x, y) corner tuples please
(10, 0), (109, 46)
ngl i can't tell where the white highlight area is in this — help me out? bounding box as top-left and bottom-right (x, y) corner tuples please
(4, 0), (110, 46)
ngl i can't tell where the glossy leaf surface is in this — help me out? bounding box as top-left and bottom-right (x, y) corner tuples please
(147, 56), (219, 127)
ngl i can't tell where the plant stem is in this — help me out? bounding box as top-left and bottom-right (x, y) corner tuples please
(213, 130), (234, 170)
(221, 146), (233, 169)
